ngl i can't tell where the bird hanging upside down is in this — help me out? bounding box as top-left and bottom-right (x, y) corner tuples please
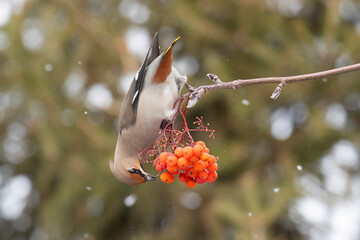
(110, 33), (187, 185)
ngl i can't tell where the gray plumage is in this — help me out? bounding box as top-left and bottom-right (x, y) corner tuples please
(111, 33), (187, 185)
(119, 33), (161, 133)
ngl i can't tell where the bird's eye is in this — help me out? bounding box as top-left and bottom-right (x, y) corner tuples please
(128, 168), (144, 177)
(128, 168), (137, 174)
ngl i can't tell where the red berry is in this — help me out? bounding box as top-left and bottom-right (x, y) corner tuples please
(200, 153), (209, 161)
(196, 141), (206, 148)
(198, 170), (208, 180)
(166, 155), (178, 166)
(186, 167), (197, 178)
(174, 147), (184, 158)
(193, 160), (205, 172)
(207, 162), (218, 172)
(195, 176), (206, 184)
(185, 178), (196, 188)
(189, 155), (199, 164)
(167, 164), (178, 174)
(155, 162), (163, 172)
(160, 172), (174, 183)
(208, 155), (216, 164)
(178, 173), (187, 182)
(159, 152), (168, 162)
(193, 144), (204, 157)
(207, 171), (218, 183)
(183, 146), (194, 158)
(177, 157), (189, 171)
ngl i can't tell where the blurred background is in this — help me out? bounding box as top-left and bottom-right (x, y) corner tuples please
(1, 0), (360, 239)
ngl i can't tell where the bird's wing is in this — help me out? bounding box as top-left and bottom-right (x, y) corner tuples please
(119, 33), (160, 133)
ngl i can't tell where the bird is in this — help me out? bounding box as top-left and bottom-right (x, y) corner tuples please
(110, 32), (187, 185)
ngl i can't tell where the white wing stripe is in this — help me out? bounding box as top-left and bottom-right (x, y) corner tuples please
(132, 90), (139, 104)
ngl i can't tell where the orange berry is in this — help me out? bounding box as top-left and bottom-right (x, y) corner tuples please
(195, 176), (206, 184)
(160, 172), (174, 183)
(158, 159), (166, 169)
(203, 161), (209, 168)
(193, 144), (204, 157)
(196, 141), (206, 148)
(208, 155), (216, 164)
(193, 160), (205, 172)
(200, 153), (209, 161)
(174, 147), (184, 158)
(204, 147), (210, 153)
(166, 155), (178, 166)
(177, 157), (189, 170)
(185, 178), (196, 188)
(207, 171), (218, 183)
(183, 146), (194, 158)
(167, 164), (178, 174)
(178, 173), (187, 182)
(188, 155), (199, 164)
(186, 167), (197, 178)
(198, 170), (208, 180)
(155, 162), (163, 172)
(159, 152), (168, 162)
(208, 162), (218, 172)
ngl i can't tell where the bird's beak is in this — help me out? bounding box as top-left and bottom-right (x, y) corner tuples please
(128, 168), (156, 182)
(144, 173), (156, 181)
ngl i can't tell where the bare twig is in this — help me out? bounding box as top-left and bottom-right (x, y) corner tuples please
(184, 63), (360, 107)
(185, 83), (196, 92)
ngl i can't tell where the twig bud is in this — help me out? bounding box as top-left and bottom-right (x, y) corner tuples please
(207, 73), (222, 84)
(270, 81), (285, 99)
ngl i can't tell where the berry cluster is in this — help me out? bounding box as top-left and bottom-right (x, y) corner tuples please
(153, 141), (218, 187)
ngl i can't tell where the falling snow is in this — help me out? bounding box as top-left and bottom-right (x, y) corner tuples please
(273, 188), (280, 193)
(124, 194), (137, 207)
(44, 64), (53, 72)
(241, 99), (250, 106)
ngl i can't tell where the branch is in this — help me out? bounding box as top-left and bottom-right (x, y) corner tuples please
(184, 63), (360, 107)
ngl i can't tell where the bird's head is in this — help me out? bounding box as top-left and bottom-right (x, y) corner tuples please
(109, 158), (155, 185)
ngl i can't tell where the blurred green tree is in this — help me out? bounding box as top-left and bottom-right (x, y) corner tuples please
(0, 0), (359, 239)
